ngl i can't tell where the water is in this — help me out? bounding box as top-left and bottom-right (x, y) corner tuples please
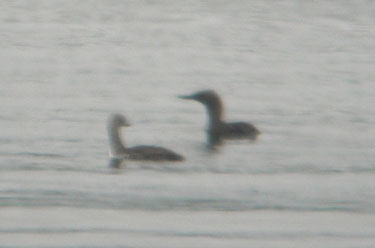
(1, 0), (375, 247)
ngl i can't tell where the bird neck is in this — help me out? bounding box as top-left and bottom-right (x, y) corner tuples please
(205, 102), (223, 127)
(108, 123), (127, 156)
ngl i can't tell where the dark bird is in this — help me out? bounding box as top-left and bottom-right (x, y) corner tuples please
(107, 113), (184, 167)
(179, 90), (260, 146)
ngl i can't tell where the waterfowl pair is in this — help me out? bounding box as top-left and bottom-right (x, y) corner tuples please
(107, 90), (260, 166)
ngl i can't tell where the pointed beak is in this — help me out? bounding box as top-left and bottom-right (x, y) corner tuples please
(178, 94), (195, 100)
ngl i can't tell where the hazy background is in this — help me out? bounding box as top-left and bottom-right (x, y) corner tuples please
(1, 0), (374, 247)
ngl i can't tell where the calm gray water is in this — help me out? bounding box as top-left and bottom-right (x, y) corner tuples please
(1, 1), (375, 247)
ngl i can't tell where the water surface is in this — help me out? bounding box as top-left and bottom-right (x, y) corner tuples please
(1, 1), (375, 247)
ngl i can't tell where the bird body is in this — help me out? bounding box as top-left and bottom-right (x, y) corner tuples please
(107, 114), (184, 166)
(179, 90), (260, 146)
(123, 145), (184, 161)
